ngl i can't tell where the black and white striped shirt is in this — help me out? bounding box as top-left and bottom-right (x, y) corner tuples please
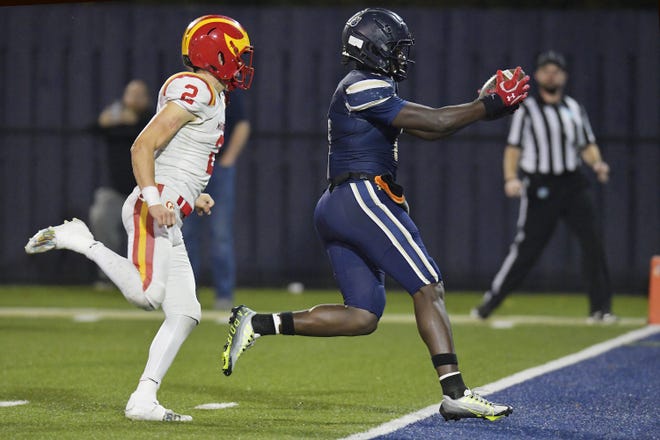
(507, 94), (596, 175)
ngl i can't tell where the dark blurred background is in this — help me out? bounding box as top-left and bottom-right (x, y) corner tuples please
(1, 1), (658, 293)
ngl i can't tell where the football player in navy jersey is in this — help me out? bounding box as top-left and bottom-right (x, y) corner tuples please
(222, 8), (529, 421)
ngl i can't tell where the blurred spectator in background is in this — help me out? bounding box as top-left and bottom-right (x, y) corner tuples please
(471, 50), (615, 324)
(90, 79), (152, 289)
(183, 89), (250, 310)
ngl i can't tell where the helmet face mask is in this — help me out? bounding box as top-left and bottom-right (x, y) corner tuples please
(389, 41), (413, 81)
(230, 49), (254, 89)
(341, 8), (414, 82)
(182, 15), (254, 90)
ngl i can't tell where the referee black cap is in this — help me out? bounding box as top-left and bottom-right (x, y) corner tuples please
(536, 50), (567, 71)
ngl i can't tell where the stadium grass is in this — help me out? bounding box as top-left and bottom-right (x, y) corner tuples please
(0, 286), (648, 439)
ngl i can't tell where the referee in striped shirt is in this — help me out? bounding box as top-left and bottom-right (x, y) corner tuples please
(472, 50), (616, 323)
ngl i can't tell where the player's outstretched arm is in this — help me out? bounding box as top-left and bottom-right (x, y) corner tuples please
(398, 67), (530, 140)
(394, 100), (487, 140)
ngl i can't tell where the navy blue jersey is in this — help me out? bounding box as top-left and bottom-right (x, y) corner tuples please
(315, 69), (441, 318)
(327, 69), (407, 180)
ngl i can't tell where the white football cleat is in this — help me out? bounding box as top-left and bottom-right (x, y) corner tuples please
(125, 392), (192, 422)
(25, 218), (95, 255)
(440, 388), (513, 421)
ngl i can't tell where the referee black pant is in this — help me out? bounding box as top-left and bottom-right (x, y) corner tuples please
(482, 171), (612, 316)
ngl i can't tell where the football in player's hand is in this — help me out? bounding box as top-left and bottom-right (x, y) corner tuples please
(478, 68), (526, 98)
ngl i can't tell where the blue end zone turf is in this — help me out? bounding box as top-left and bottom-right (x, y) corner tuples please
(376, 331), (660, 440)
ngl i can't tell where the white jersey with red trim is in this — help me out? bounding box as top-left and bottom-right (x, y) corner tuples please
(154, 72), (226, 206)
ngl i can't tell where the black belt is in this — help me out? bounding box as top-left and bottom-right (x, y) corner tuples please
(328, 172), (375, 192)
(328, 172), (410, 214)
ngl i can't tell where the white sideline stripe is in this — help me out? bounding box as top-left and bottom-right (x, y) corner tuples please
(0, 307), (646, 327)
(338, 325), (660, 440)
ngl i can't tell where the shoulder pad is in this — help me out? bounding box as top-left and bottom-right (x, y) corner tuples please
(344, 78), (396, 112)
(162, 72), (217, 109)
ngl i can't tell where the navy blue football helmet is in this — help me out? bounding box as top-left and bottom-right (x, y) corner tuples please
(341, 8), (414, 82)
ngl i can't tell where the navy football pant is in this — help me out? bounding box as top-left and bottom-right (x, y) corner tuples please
(314, 180), (441, 318)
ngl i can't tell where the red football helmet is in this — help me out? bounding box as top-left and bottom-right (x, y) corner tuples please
(181, 15), (254, 90)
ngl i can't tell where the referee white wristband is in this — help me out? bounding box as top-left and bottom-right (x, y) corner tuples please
(141, 186), (161, 207)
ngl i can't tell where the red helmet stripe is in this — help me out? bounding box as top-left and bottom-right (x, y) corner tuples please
(182, 15), (250, 58)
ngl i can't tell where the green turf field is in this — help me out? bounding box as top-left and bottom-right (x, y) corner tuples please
(0, 286), (648, 439)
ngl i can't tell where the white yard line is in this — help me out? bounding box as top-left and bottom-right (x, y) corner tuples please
(384, 314), (646, 326)
(194, 402), (238, 410)
(0, 307), (167, 320)
(0, 307), (646, 326)
(338, 325), (660, 440)
(0, 400), (29, 407)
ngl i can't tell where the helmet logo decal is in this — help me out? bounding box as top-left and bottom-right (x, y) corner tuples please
(348, 35), (364, 49)
(221, 23), (249, 58)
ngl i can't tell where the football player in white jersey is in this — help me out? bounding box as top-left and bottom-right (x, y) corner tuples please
(25, 15), (254, 422)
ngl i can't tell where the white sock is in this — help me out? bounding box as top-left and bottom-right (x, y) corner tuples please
(135, 378), (159, 401)
(136, 315), (197, 399)
(85, 243), (154, 310)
